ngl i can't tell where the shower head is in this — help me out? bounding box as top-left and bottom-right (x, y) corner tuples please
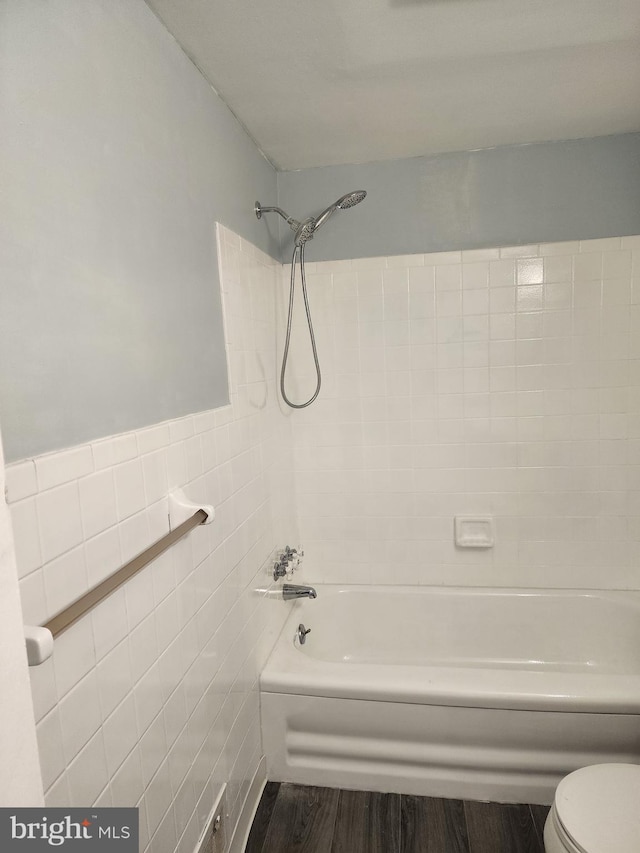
(314, 190), (367, 231)
(255, 190), (367, 246)
(337, 190), (367, 209)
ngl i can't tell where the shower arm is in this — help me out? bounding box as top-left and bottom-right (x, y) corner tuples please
(254, 202), (300, 232)
(255, 200), (332, 232)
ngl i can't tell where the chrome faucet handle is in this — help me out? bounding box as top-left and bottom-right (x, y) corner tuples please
(284, 545), (304, 557)
(284, 546), (304, 570)
(273, 560), (288, 580)
(274, 546), (305, 580)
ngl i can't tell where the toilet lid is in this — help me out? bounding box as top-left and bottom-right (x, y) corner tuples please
(555, 764), (640, 853)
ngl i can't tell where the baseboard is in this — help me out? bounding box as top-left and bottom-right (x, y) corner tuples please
(227, 756), (267, 853)
(193, 785), (227, 853)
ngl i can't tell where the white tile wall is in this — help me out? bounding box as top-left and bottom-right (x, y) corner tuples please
(10, 228), (640, 850)
(8, 225), (298, 853)
(288, 235), (640, 590)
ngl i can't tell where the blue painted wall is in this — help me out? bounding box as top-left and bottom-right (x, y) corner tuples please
(276, 133), (640, 262)
(0, 0), (278, 462)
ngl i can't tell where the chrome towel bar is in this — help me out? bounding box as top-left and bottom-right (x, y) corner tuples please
(42, 508), (209, 640)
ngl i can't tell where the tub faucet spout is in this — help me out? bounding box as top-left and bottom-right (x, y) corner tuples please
(283, 583), (317, 601)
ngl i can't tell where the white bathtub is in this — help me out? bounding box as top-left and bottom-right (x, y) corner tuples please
(260, 585), (640, 804)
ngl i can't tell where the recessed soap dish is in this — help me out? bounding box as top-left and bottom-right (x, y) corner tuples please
(454, 516), (494, 548)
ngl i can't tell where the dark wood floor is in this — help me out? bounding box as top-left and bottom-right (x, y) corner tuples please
(246, 783), (550, 853)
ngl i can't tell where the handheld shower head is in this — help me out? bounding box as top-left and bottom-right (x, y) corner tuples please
(314, 190), (367, 231)
(336, 190), (367, 209)
(294, 218), (317, 247)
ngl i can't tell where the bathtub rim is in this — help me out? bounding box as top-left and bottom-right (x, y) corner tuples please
(261, 583), (640, 714)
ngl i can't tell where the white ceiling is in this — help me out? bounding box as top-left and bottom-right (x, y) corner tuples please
(146, 0), (640, 171)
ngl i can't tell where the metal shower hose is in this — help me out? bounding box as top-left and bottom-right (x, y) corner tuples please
(280, 243), (321, 409)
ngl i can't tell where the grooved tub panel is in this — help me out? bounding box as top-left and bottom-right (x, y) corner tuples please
(261, 692), (640, 804)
